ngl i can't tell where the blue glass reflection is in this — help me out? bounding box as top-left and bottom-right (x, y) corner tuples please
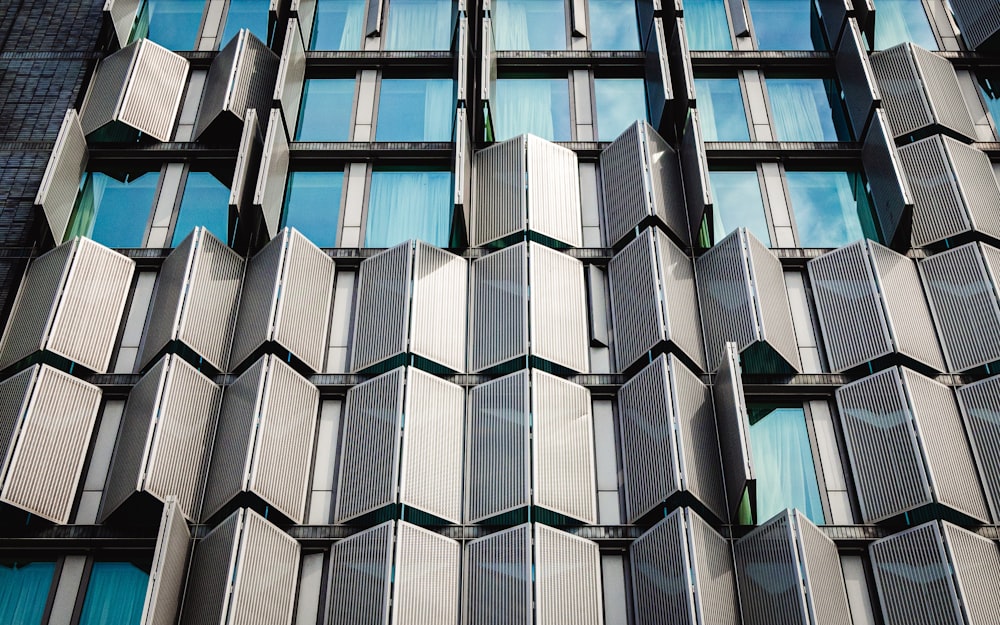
(749, 406), (826, 525)
(377, 79), (454, 141)
(978, 71), (1000, 132)
(67, 171), (159, 247)
(0, 561), (55, 625)
(141, 0), (205, 49)
(495, 78), (571, 141)
(220, 0), (269, 46)
(365, 171), (453, 247)
(79, 562), (149, 625)
(873, 0), (938, 50)
(283, 170), (344, 247)
(695, 78), (750, 141)
(747, 0), (823, 50)
(172, 171), (231, 246)
(494, 0), (566, 50)
(385, 0), (454, 50)
(594, 79), (647, 140)
(297, 79), (355, 141)
(786, 170), (878, 247)
(588, 0), (640, 50)
(685, 0), (732, 50)
(312, 0), (366, 50)
(767, 78), (848, 141)
(708, 170), (771, 245)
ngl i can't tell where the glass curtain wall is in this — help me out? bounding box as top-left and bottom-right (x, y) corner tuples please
(767, 78), (850, 141)
(171, 171), (232, 246)
(66, 171), (159, 247)
(365, 170), (453, 247)
(220, 0), (269, 45)
(786, 170), (878, 247)
(0, 561), (55, 624)
(494, 78), (571, 140)
(695, 78), (750, 141)
(376, 79), (454, 141)
(384, 0), (454, 49)
(594, 79), (647, 140)
(297, 79), (356, 141)
(747, 0), (823, 50)
(312, 0), (366, 49)
(137, 0), (205, 49)
(708, 170), (770, 245)
(587, 0), (640, 50)
(493, 0), (566, 49)
(873, 0), (938, 50)
(685, 0), (732, 50)
(283, 170), (345, 247)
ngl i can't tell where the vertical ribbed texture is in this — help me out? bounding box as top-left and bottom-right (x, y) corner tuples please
(351, 242), (412, 373)
(196, 31), (278, 141)
(629, 510), (697, 625)
(734, 511), (805, 625)
(34, 109), (88, 242)
(335, 368), (404, 523)
(0, 366), (99, 523)
(644, 122), (688, 245)
(481, 17), (496, 104)
(195, 31), (242, 140)
(469, 243), (528, 373)
(140, 232), (195, 371)
(410, 242), (467, 373)
(228, 509), (300, 625)
(529, 242), (589, 373)
(275, 20), (306, 136)
(949, 0), (1000, 50)
(948, 138), (1000, 243)
(942, 521), (1000, 625)
(793, 511), (852, 625)
(0, 368), (34, 483)
(456, 107), (472, 222)
(105, 0), (142, 47)
(644, 18), (672, 135)
(465, 370), (530, 523)
(688, 509), (739, 625)
(861, 109), (913, 248)
(399, 368), (464, 523)
(525, 135), (583, 248)
(897, 136), (980, 247)
(745, 232), (801, 372)
(657, 230), (706, 371)
(608, 229), (665, 372)
(79, 41), (134, 135)
(272, 229), (334, 372)
(957, 375), (1000, 522)
(534, 524), (604, 625)
(836, 18), (880, 149)
(229, 229), (284, 371)
(921, 242), (1000, 372)
(392, 522), (461, 625)
(328, 521), (394, 625)
(141, 498), (191, 625)
(869, 523), (964, 625)
(472, 136), (526, 247)
(230, 107), (262, 216)
(254, 109), (290, 237)
(680, 110), (711, 246)
(696, 229), (757, 373)
(180, 508), (242, 625)
(600, 122), (654, 248)
(712, 342), (754, 522)
(118, 40), (190, 142)
(672, 356), (726, 521)
(464, 524), (532, 625)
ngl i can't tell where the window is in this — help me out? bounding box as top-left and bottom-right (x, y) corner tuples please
(171, 171), (232, 246)
(594, 79), (647, 141)
(283, 170), (344, 247)
(297, 79), (356, 141)
(767, 78), (850, 141)
(786, 170), (878, 248)
(708, 170), (770, 245)
(137, 0), (206, 50)
(695, 78), (750, 141)
(220, 0), (269, 46)
(376, 79), (454, 141)
(384, 0), (454, 50)
(365, 170), (453, 247)
(587, 0), (640, 50)
(873, 0), (938, 50)
(495, 78), (571, 141)
(66, 170), (159, 247)
(312, 0), (366, 50)
(0, 560), (55, 624)
(78, 561), (149, 625)
(976, 70), (1000, 135)
(747, 0), (823, 51)
(494, 0), (566, 50)
(747, 405), (825, 525)
(686, 0), (732, 50)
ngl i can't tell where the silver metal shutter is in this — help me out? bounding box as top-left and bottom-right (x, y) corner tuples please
(745, 232), (801, 372)
(529, 243), (589, 373)
(794, 512), (853, 625)
(734, 511), (805, 625)
(949, 0), (1000, 51)
(956, 374), (1000, 522)
(471, 136), (527, 247)
(34, 109), (88, 243)
(350, 242), (413, 372)
(680, 109), (712, 247)
(456, 107), (472, 230)
(230, 110), (264, 217)
(712, 343), (755, 524)
(525, 135), (583, 248)
(672, 356), (727, 521)
(141, 497), (191, 625)
(274, 19), (307, 137)
(180, 508), (242, 625)
(290, 0), (316, 47)
(463, 524), (532, 625)
(0, 244), (72, 371)
(229, 231), (285, 370)
(861, 108), (914, 249)
(328, 521), (394, 625)
(227, 508), (300, 625)
(140, 233), (196, 370)
(836, 18), (880, 139)
(481, 17), (496, 133)
(469, 243), (528, 373)
(941, 521), (1000, 624)
(534, 524), (604, 625)
(410, 242), (468, 373)
(253, 109), (290, 237)
(688, 508), (740, 625)
(103, 0), (142, 48)
(644, 18), (673, 136)
(392, 522), (461, 625)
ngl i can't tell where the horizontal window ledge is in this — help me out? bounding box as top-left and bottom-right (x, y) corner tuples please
(88, 142), (237, 167)
(705, 141), (861, 162)
(289, 142), (453, 163)
(496, 50), (646, 70)
(690, 49), (834, 70)
(972, 141), (1000, 157)
(306, 50), (454, 70)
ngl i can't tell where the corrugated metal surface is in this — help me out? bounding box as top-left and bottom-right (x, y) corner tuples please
(229, 230), (284, 371)
(608, 229), (664, 373)
(351, 242), (413, 373)
(599, 122), (653, 248)
(672, 356), (726, 522)
(105, 0), (142, 47)
(657, 230), (706, 371)
(0, 366), (101, 524)
(680, 110), (711, 247)
(793, 511), (852, 625)
(456, 108), (472, 227)
(869, 523), (964, 625)
(532, 370), (596, 524)
(399, 368), (463, 523)
(227, 508), (300, 625)
(950, 0), (1000, 50)
(79, 41), (134, 135)
(861, 109), (914, 249)
(696, 229), (757, 373)
(529, 243), (589, 373)
(644, 18), (672, 135)
(921, 243), (1000, 372)
(335, 368), (404, 523)
(140, 232), (195, 371)
(947, 138), (1000, 243)
(118, 40), (190, 142)
(734, 511), (805, 625)
(469, 243), (528, 373)
(464, 524), (532, 625)
(534, 524), (603, 625)
(688, 509), (739, 625)
(195, 30), (242, 140)
(254, 109), (290, 237)
(472, 136), (526, 247)
(836, 18), (880, 139)
(745, 232), (801, 372)
(328, 521), (394, 625)
(0, 369), (35, 486)
(525, 135), (583, 248)
(644, 122), (689, 246)
(897, 136), (978, 247)
(34, 109), (88, 242)
(272, 229), (334, 372)
(410, 243), (467, 373)
(180, 508), (242, 625)
(957, 374), (1000, 522)
(141, 498), (190, 625)
(629, 511), (695, 625)
(465, 371), (530, 523)
(941, 521), (1000, 625)
(231, 113), (263, 217)
(712, 342), (754, 523)
(392, 522), (461, 625)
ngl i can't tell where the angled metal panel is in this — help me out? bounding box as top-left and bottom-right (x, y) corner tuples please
(668, 18), (695, 116)
(0, 242), (71, 370)
(465, 371), (530, 523)
(104, 0), (142, 47)
(532, 370), (596, 524)
(944, 137), (1000, 244)
(609, 229), (665, 372)
(230, 109), (264, 217)
(644, 18), (672, 136)
(745, 232), (801, 372)
(350, 242), (413, 372)
(629, 510), (696, 625)
(695, 229), (757, 373)
(681, 109), (712, 252)
(862, 108), (914, 250)
(141, 498), (191, 625)
(688, 508), (739, 625)
(35, 109), (88, 243)
(726, 0), (749, 36)
(526, 135), (583, 248)
(656, 230), (706, 371)
(0, 369), (35, 487)
(335, 368), (404, 523)
(115, 40), (190, 141)
(469, 243), (528, 373)
(534, 524), (603, 625)
(920, 243), (1000, 372)
(399, 368), (464, 523)
(140, 233), (196, 371)
(472, 136), (527, 247)
(793, 511), (852, 625)
(392, 522), (461, 625)
(529, 243), (589, 372)
(274, 19), (306, 137)
(599, 122), (657, 248)
(410, 243), (467, 373)
(734, 511), (806, 625)
(229, 230), (284, 371)
(481, 17), (496, 108)
(713, 342), (754, 524)
(272, 229), (334, 372)
(291, 0), (316, 47)
(464, 524), (532, 625)
(227, 508), (300, 625)
(950, 0), (1000, 51)
(254, 108), (290, 237)
(957, 375), (1000, 522)
(365, 0), (384, 36)
(456, 17), (468, 103)
(0, 366), (101, 523)
(644, 122), (689, 246)
(671, 355), (726, 521)
(817, 0), (849, 47)
(195, 30), (242, 139)
(328, 521), (394, 625)
(836, 18), (880, 139)
(455, 107), (472, 229)
(79, 41), (136, 136)
(941, 521), (1000, 624)
(180, 508), (242, 625)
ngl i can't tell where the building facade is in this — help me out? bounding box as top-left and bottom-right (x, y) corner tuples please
(2, 0), (1000, 623)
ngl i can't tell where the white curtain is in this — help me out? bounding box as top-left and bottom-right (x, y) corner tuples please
(874, 0), (938, 50)
(696, 80), (720, 141)
(768, 80), (827, 141)
(495, 79), (555, 140)
(385, 0), (453, 50)
(365, 171), (452, 247)
(749, 407), (825, 525)
(494, 0), (530, 49)
(339, 1), (365, 50)
(424, 79), (455, 140)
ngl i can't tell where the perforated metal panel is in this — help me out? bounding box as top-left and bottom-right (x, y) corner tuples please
(351, 242), (413, 372)
(104, 0), (142, 47)
(140, 233), (195, 370)
(745, 233), (801, 373)
(713, 343), (754, 523)
(34, 109), (87, 242)
(734, 511), (805, 625)
(141, 498), (191, 625)
(688, 509), (740, 625)
(0, 369), (33, 486)
(469, 244), (528, 373)
(328, 521), (394, 625)
(464, 524), (532, 625)
(942, 521), (1000, 624)
(275, 19), (306, 136)
(529, 243), (589, 373)
(534, 524), (603, 625)
(957, 375), (1000, 522)
(254, 109), (290, 237)
(629, 511), (695, 625)
(836, 18), (880, 140)
(793, 512), (852, 625)
(862, 109), (914, 249)
(180, 508), (241, 625)
(950, 0), (1000, 51)
(525, 136), (583, 248)
(392, 522), (461, 625)
(472, 137), (526, 247)
(672, 356), (726, 522)
(229, 232), (283, 370)
(681, 110), (711, 247)
(227, 509), (300, 625)
(410, 242), (467, 373)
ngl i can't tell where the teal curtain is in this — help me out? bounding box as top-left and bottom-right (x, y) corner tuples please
(494, 0), (565, 50)
(685, 0), (732, 50)
(312, 0), (365, 50)
(0, 561), (55, 625)
(385, 0), (453, 50)
(494, 78), (570, 141)
(79, 562), (149, 625)
(874, 0), (938, 50)
(376, 79), (454, 141)
(695, 78), (750, 141)
(767, 78), (840, 141)
(365, 171), (452, 247)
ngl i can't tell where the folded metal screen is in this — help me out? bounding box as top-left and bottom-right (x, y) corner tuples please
(957, 374), (1000, 522)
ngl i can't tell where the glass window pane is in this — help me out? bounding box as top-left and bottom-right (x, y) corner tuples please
(283, 171), (344, 247)
(708, 170), (771, 245)
(495, 78), (571, 141)
(594, 79), (647, 141)
(376, 79), (455, 141)
(978, 71), (1000, 132)
(0, 561), (56, 625)
(220, 0), (269, 45)
(297, 79), (355, 141)
(494, 0), (566, 50)
(695, 78), (750, 141)
(312, 0), (366, 50)
(873, 0), (938, 50)
(747, 0), (823, 50)
(686, 0), (732, 50)
(748, 406), (825, 525)
(385, 0), (453, 50)
(141, 0), (205, 49)
(67, 171), (159, 247)
(79, 562), (149, 625)
(365, 170), (453, 247)
(171, 171), (231, 246)
(588, 0), (640, 50)
(787, 170), (878, 248)
(767, 78), (849, 141)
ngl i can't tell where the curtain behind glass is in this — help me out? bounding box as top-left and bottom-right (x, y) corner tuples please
(365, 171), (452, 247)
(495, 79), (570, 141)
(747, 0), (823, 50)
(79, 562), (149, 625)
(283, 171), (344, 247)
(312, 0), (365, 50)
(767, 79), (836, 141)
(787, 171), (876, 247)
(708, 170), (771, 245)
(424, 79), (454, 139)
(695, 79), (750, 141)
(494, 0), (564, 49)
(0, 561), (55, 625)
(385, 0), (453, 50)
(594, 79), (647, 140)
(749, 407), (825, 525)
(588, 0), (640, 50)
(685, 0), (732, 50)
(873, 0), (938, 50)
(297, 79), (355, 140)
